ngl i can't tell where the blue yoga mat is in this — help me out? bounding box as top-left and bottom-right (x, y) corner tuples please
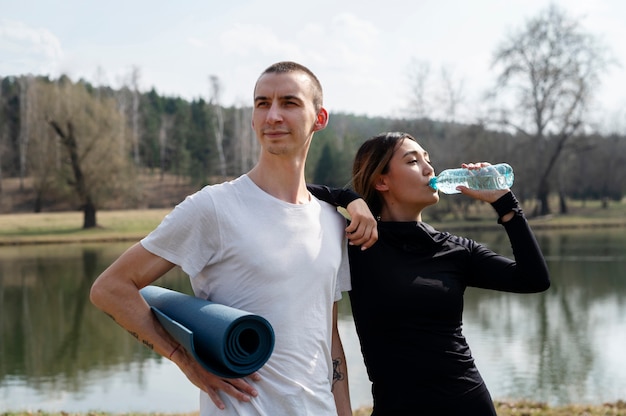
(140, 285), (275, 378)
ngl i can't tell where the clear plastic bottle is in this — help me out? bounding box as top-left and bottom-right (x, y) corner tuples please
(429, 163), (514, 194)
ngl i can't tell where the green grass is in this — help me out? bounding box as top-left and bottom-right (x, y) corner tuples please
(0, 209), (171, 245)
(1, 197), (625, 246)
(3, 401), (626, 416)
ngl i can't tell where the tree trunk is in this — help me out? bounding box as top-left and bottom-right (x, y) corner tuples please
(533, 176), (551, 217)
(34, 193), (42, 213)
(83, 197), (97, 228)
(601, 197), (609, 209)
(48, 120), (98, 229)
(559, 191), (568, 214)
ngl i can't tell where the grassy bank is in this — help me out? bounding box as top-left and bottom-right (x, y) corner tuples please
(3, 400), (626, 416)
(0, 209), (172, 245)
(1, 197), (625, 246)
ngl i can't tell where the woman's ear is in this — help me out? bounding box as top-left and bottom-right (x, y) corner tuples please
(374, 175), (389, 192)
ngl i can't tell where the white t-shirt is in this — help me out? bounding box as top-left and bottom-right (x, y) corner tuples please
(141, 174), (351, 416)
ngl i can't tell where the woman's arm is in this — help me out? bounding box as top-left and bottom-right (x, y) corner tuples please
(307, 184), (360, 207)
(468, 192), (551, 293)
(308, 184), (378, 250)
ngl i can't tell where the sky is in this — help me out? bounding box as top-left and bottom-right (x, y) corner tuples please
(1, 0), (625, 121)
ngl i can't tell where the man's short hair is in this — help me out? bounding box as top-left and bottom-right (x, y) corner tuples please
(257, 61), (323, 111)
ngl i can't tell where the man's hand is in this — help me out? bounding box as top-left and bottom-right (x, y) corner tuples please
(345, 198), (378, 250)
(172, 346), (261, 410)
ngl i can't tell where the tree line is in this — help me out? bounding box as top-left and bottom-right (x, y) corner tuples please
(0, 4), (624, 227)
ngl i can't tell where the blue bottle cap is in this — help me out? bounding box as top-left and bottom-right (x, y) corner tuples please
(429, 177), (438, 191)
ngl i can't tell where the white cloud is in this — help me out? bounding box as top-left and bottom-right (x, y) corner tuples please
(186, 36), (205, 48)
(0, 19), (63, 62)
(1, 0), (623, 119)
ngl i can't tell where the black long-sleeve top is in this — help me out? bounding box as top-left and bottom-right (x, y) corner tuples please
(308, 186), (550, 413)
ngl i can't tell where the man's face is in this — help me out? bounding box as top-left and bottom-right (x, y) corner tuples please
(252, 71), (327, 156)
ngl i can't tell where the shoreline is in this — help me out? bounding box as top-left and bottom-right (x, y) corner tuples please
(1, 207), (625, 247)
(3, 400), (626, 416)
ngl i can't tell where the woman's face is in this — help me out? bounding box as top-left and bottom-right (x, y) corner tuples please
(376, 138), (438, 221)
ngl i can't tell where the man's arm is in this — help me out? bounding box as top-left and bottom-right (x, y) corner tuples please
(331, 302), (352, 416)
(89, 242), (259, 410)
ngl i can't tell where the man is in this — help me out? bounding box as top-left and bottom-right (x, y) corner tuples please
(89, 61), (377, 415)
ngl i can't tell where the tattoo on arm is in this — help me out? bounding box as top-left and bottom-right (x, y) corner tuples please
(127, 330), (154, 350)
(108, 313), (155, 351)
(332, 357), (345, 391)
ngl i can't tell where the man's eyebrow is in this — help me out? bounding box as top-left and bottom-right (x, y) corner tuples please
(281, 94), (302, 102)
(254, 94), (303, 103)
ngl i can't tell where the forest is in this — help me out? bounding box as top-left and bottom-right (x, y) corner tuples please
(0, 5), (624, 228)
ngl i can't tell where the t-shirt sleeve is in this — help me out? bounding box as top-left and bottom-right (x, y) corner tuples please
(334, 232), (352, 302)
(141, 190), (220, 278)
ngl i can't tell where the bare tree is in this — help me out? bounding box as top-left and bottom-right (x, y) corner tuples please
(437, 67), (465, 123)
(209, 75), (226, 178)
(115, 67), (142, 167)
(234, 105), (256, 173)
(0, 75), (4, 197)
(158, 113), (174, 180)
(130, 67), (142, 165)
(489, 4), (611, 215)
(17, 75), (35, 190)
(24, 79), (59, 212)
(407, 58), (431, 119)
(45, 78), (133, 228)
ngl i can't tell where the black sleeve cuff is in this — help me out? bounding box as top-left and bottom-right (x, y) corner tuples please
(332, 187), (360, 208)
(307, 184), (360, 208)
(491, 191), (524, 223)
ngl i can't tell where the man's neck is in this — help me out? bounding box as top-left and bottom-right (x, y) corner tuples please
(247, 158), (309, 204)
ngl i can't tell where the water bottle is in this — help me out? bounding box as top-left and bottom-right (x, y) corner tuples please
(429, 163), (514, 194)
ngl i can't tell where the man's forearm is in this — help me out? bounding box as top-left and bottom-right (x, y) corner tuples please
(331, 303), (352, 415)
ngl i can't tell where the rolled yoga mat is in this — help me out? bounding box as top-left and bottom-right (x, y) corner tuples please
(140, 285), (275, 378)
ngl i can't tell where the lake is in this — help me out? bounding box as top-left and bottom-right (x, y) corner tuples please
(1, 228), (625, 412)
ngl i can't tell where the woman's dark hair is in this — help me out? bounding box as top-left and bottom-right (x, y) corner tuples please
(352, 132), (418, 217)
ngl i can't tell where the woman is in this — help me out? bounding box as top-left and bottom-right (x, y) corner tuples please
(312, 132), (550, 415)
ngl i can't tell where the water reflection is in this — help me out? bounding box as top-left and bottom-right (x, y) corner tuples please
(465, 229), (626, 405)
(0, 243), (196, 412)
(0, 230), (625, 412)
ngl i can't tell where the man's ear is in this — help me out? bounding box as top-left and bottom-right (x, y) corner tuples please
(313, 107), (329, 132)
